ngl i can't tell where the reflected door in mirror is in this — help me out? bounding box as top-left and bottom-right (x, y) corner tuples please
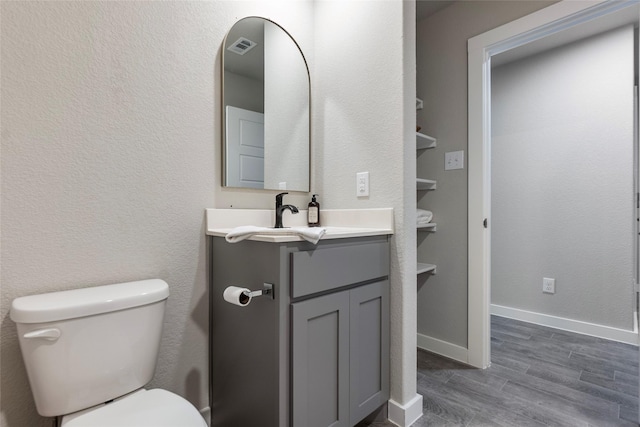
(223, 17), (310, 192)
(225, 106), (264, 189)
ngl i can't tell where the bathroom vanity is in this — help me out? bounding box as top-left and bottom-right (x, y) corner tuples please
(207, 209), (392, 427)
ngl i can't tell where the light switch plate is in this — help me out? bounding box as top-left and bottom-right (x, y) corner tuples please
(445, 151), (464, 170)
(356, 172), (369, 197)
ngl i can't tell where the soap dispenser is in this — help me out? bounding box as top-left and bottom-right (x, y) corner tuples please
(308, 194), (320, 227)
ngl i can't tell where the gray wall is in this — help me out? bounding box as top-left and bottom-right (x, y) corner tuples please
(416, 1), (556, 348)
(223, 71), (264, 113)
(491, 25), (635, 330)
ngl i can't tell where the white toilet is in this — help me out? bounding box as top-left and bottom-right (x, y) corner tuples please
(10, 279), (207, 427)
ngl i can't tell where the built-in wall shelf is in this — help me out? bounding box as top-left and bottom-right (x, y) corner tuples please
(417, 223), (437, 231)
(417, 178), (436, 190)
(417, 262), (436, 275)
(417, 132), (436, 150)
(416, 95), (435, 278)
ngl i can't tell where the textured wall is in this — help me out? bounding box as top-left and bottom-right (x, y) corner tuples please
(0, 2), (313, 426)
(2, 0), (419, 426)
(313, 0), (417, 408)
(491, 25), (635, 330)
(416, 1), (556, 349)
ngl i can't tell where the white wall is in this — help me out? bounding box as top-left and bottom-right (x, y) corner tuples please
(1, 1), (417, 426)
(491, 25), (635, 330)
(416, 1), (556, 352)
(264, 21), (309, 191)
(0, 2), (314, 426)
(313, 0), (419, 412)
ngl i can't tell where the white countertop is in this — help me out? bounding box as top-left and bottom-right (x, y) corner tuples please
(206, 208), (394, 243)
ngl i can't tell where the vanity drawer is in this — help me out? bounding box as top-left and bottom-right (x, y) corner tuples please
(290, 240), (389, 298)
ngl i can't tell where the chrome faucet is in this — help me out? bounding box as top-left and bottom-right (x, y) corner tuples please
(275, 192), (299, 228)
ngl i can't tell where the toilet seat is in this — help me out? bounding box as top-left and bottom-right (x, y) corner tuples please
(60, 389), (206, 427)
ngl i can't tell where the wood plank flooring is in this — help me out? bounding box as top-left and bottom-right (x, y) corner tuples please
(362, 316), (639, 426)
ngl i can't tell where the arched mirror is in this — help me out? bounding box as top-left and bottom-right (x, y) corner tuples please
(222, 17), (310, 192)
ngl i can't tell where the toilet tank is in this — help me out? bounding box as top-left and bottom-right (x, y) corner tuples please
(10, 279), (170, 417)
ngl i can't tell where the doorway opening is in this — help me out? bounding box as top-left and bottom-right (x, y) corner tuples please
(467, 0), (640, 369)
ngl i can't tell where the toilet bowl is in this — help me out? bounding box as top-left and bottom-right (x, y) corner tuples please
(10, 279), (206, 426)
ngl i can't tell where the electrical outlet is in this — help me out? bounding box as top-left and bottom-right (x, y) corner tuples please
(543, 277), (555, 294)
(445, 151), (464, 170)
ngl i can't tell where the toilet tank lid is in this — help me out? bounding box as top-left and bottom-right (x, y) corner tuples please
(10, 279), (170, 324)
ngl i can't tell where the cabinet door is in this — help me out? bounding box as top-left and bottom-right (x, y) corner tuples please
(349, 280), (390, 425)
(292, 291), (349, 427)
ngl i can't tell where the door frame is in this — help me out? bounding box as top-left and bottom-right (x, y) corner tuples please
(466, 0), (640, 369)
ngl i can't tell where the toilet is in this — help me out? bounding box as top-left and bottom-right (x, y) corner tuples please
(10, 279), (206, 427)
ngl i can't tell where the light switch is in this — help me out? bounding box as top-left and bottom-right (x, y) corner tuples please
(445, 151), (464, 170)
(356, 172), (369, 197)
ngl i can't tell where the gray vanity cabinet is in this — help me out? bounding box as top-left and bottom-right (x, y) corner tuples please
(210, 235), (389, 427)
(348, 281), (390, 424)
(291, 291), (350, 427)
(291, 280), (389, 427)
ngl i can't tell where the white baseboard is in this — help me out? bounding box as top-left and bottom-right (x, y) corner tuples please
(416, 333), (469, 364)
(388, 394), (423, 427)
(491, 304), (638, 346)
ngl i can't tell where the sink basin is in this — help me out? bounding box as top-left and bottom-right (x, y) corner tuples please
(205, 208), (395, 243)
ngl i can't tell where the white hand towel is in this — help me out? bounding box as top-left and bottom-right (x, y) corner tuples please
(225, 225), (326, 244)
(416, 209), (433, 223)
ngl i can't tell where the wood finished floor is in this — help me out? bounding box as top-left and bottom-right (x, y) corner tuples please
(365, 316), (639, 427)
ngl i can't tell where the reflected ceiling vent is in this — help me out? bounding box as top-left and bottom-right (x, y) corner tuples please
(227, 37), (257, 55)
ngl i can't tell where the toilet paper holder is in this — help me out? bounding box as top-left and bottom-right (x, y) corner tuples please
(223, 283), (275, 307)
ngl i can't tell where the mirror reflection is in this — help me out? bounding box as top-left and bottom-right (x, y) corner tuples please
(223, 17), (310, 192)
